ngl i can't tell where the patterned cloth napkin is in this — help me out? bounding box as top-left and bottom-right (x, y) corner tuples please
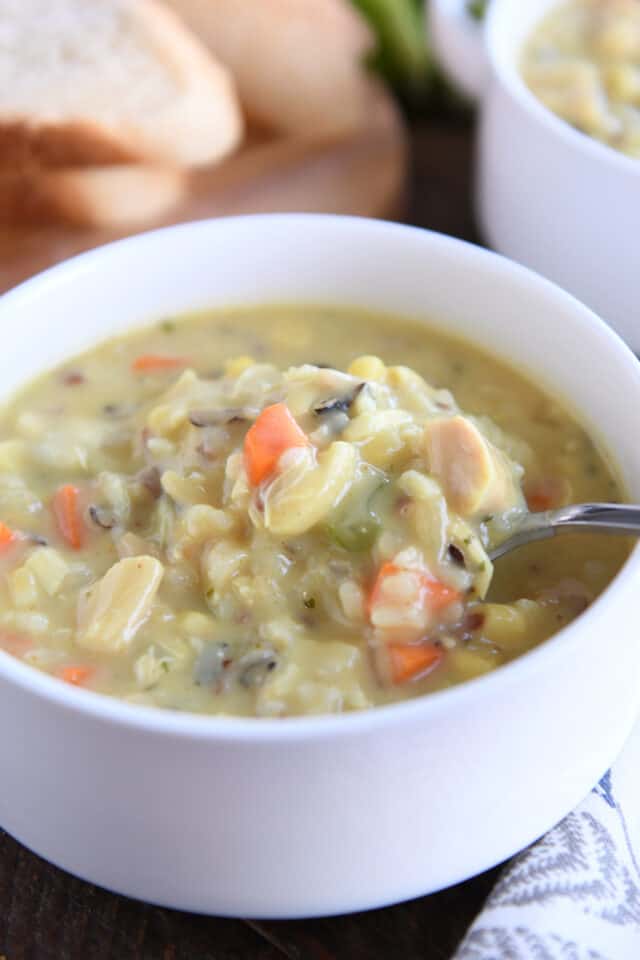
(453, 721), (640, 960)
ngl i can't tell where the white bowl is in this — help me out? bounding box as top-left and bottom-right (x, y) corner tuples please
(429, 0), (640, 348)
(1, 215), (640, 918)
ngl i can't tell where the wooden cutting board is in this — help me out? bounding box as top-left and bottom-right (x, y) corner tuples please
(0, 104), (407, 294)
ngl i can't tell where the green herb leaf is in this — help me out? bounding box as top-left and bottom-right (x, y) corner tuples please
(467, 0), (488, 21)
(350, 0), (433, 99)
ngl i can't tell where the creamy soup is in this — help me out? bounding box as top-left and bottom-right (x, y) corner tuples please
(522, 0), (640, 159)
(0, 306), (628, 716)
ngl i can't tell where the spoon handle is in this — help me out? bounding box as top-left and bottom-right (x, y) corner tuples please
(489, 503), (640, 561)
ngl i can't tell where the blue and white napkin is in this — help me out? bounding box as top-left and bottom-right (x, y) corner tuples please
(454, 723), (640, 960)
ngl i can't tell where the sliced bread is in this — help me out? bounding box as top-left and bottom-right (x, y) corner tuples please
(0, 0), (243, 168)
(164, 0), (378, 135)
(0, 165), (186, 228)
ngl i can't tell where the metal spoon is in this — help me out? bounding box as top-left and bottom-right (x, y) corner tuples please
(489, 503), (640, 561)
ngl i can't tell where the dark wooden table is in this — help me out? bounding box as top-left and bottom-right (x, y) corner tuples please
(0, 116), (504, 960)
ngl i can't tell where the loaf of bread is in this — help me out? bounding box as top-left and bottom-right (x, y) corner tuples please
(164, 0), (379, 135)
(0, 0), (405, 235)
(0, 0), (243, 169)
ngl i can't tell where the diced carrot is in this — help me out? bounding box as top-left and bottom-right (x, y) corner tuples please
(369, 562), (460, 618)
(52, 484), (84, 550)
(388, 642), (443, 685)
(527, 491), (554, 512)
(525, 477), (570, 513)
(0, 521), (16, 551)
(244, 402), (311, 486)
(58, 665), (93, 687)
(132, 354), (188, 373)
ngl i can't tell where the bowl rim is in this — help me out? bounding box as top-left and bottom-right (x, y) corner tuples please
(487, 0), (640, 178)
(2, 212), (639, 743)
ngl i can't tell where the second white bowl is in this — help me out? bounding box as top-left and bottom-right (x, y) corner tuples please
(429, 0), (640, 348)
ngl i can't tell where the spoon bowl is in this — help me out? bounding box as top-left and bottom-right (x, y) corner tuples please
(489, 502), (640, 560)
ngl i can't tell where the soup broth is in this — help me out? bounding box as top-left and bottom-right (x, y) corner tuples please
(0, 305), (628, 716)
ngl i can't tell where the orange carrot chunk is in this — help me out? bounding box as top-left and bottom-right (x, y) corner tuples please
(244, 402), (311, 486)
(53, 484), (84, 550)
(527, 492), (553, 512)
(58, 665), (93, 687)
(369, 562), (460, 618)
(525, 476), (570, 513)
(132, 354), (188, 373)
(0, 521), (16, 551)
(388, 642), (443, 685)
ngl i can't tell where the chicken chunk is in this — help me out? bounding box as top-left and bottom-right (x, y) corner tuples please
(424, 416), (522, 517)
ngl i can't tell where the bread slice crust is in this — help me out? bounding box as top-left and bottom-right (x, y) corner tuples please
(0, 0), (243, 168)
(0, 165), (186, 228)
